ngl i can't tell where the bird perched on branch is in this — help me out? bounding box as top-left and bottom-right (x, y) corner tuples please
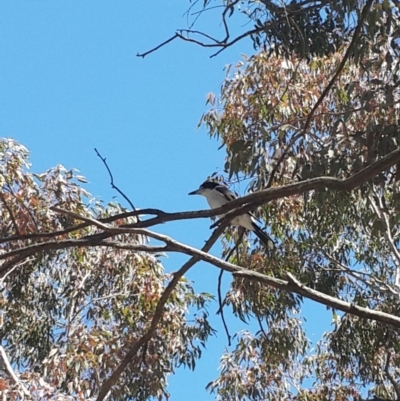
(189, 180), (273, 247)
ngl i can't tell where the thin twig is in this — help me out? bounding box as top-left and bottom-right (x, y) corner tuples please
(137, 34), (179, 58)
(256, 314), (268, 338)
(94, 148), (138, 212)
(217, 269), (231, 346)
(216, 229), (245, 314)
(216, 230), (245, 346)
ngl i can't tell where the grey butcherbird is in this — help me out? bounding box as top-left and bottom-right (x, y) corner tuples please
(189, 180), (273, 247)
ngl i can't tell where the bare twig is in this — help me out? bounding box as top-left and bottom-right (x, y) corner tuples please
(177, 27), (262, 58)
(256, 313), (268, 338)
(141, 0), (329, 58)
(217, 269), (231, 346)
(137, 34), (179, 58)
(216, 229), (245, 314)
(94, 148), (138, 212)
(216, 230), (245, 346)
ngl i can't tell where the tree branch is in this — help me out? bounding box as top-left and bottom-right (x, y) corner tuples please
(1, 147), (399, 276)
(0, 346), (30, 397)
(1, 145), (398, 250)
(215, 147), (400, 228)
(96, 224), (227, 401)
(136, 34), (180, 58)
(94, 148), (138, 212)
(302, 0), (374, 136)
(140, 0), (331, 58)
(369, 192), (400, 292)
(2, 201), (400, 398)
(96, 223), (400, 399)
(384, 350), (400, 400)
(0, 193), (20, 236)
(266, 0), (374, 187)
(0, 208), (165, 244)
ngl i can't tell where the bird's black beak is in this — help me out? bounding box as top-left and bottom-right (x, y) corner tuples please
(188, 189), (199, 195)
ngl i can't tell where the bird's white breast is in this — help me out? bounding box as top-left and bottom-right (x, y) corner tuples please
(202, 188), (256, 231)
(203, 190), (228, 216)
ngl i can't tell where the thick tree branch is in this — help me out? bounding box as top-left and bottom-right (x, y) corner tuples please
(215, 147), (400, 227)
(89, 145), (400, 234)
(1, 147), (399, 275)
(96, 224), (227, 401)
(2, 202), (400, 398)
(98, 231), (400, 331)
(95, 221), (400, 400)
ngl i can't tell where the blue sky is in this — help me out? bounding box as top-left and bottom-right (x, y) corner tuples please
(0, 1), (330, 399)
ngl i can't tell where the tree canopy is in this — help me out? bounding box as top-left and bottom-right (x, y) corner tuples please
(2, 1), (400, 400)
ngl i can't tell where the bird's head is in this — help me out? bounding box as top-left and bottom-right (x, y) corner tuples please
(188, 180), (220, 196)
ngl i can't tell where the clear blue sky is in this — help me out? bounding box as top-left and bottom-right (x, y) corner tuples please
(0, 2), (330, 399)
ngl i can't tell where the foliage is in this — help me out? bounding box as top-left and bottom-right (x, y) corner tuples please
(0, 139), (214, 400)
(197, 1), (400, 400)
(2, 0), (400, 400)
(177, 0), (398, 59)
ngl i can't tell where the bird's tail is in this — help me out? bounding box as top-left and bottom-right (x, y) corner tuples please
(252, 223), (274, 249)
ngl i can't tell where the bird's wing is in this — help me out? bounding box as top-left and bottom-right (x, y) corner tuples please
(215, 185), (237, 202)
(216, 185), (263, 221)
(215, 185), (266, 224)
(220, 186), (262, 214)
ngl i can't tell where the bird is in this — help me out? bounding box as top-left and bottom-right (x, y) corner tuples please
(188, 180), (273, 247)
